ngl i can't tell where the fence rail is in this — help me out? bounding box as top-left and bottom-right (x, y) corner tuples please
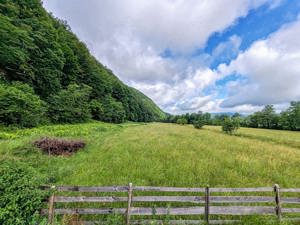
(42, 183), (300, 225)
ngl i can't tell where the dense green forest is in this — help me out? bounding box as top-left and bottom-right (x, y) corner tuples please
(0, 0), (165, 127)
(164, 102), (300, 131)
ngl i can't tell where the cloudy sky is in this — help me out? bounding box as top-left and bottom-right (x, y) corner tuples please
(43, 0), (300, 114)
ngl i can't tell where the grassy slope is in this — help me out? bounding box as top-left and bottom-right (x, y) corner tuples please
(1, 122), (299, 188)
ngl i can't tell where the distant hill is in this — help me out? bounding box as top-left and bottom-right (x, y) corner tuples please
(0, 0), (165, 126)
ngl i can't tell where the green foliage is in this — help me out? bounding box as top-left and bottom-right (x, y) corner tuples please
(89, 99), (104, 120)
(0, 0), (165, 126)
(176, 118), (188, 125)
(279, 101), (300, 131)
(211, 114), (230, 126)
(164, 112), (211, 125)
(248, 105), (278, 129)
(240, 102), (299, 131)
(0, 82), (47, 127)
(222, 117), (240, 134)
(193, 119), (205, 129)
(0, 161), (47, 225)
(101, 96), (126, 123)
(48, 84), (92, 123)
(103, 214), (124, 225)
(165, 102), (300, 132)
(241, 217), (294, 225)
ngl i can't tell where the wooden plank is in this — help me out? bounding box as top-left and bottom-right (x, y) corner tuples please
(211, 196), (299, 204)
(54, 195), (204, 203)
(132, 196), (204, 203)
(281, 197), (300, 204)
(82, 218), (300, 225)
(210, 196), (274, 203)
(42, 206), (277, 216)
(134, 186), (273, 192)
(133, 186), (206, 192)
(131, 220), (241, 224)
(41, 207), (204, 215)
(210, 206), (275, 215)
(82, 220), (241, 225)
(42, 208), (127, 215)
(54, 195), (298, 204)
(134, 186), (276, 193)
(54, 196), (128, 203)
(210, 187), (273, 193)
(54, 185), (128, 192)
(280, 188), (300, 193)
(131, 207), (205, 215)
(281, 208), (300, 213)
(126, 183), (133, 225)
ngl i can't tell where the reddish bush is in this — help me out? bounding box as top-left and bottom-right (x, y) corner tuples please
(33, 137), (85, 156)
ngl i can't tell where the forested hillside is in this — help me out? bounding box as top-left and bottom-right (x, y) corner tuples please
(0, 0), (165, 127)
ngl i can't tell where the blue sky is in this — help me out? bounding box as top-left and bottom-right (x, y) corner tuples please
(206, 0), (300, 67)
(44, 0), (300, 114)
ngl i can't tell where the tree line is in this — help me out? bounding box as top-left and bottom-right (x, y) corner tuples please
(163, 102), (300, 131)
(0, 0), (165, 127)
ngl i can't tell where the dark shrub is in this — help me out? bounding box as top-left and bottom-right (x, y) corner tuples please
(89, 99), (104, 120)
(48, 84), (92, 123)
(101, 96), (126, 123)
(0, 161), (47, 225)
(176, 118), (188, 125)
(222, 117), (240, 134)
(193, 119), (205, 129)
(0, 82), (47, 127)
(34, 137), (85, 156)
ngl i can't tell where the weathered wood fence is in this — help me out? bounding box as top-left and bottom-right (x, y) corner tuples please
(42, 183), (300, 225)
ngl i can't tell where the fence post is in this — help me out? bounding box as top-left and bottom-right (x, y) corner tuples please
(204, 186), (210, 224)
(48, 186), (56, 225)
(274, 184), (282, 221)
(126, 183), (133, 225)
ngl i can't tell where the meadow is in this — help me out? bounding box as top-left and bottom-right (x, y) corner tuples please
(1, 122), (299, 187)
(1, 122), (300, 224)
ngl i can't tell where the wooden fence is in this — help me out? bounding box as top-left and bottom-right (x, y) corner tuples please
(41, 183), (300, 225)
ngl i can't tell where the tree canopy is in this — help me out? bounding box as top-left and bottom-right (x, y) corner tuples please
(163, 102), (300, 131)
(0, 0), (165, 127)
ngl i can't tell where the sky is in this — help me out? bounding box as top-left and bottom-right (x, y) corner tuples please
(43, 0), (300, 114)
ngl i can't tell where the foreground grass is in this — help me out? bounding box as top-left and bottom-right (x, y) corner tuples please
(1, 122), (299, 224)
(1, 122), (299, 187)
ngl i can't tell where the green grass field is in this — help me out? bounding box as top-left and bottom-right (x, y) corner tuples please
(1, 122), (299, 224)
(1, 122), (299, 187)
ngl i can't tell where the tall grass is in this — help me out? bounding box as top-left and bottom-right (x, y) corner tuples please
(0, 122), (299, 224)
(1, 122), (299, 186)
(206, 125), (300, 149)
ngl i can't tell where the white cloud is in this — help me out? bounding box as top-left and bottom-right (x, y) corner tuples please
(131, 68), (222, 114)
(93, 34), (177, 83)
(42, 0), (274, 83)
(219, 18), (300, 108)
(42, 0), (288, 114)
(44, 0), (276, 52)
